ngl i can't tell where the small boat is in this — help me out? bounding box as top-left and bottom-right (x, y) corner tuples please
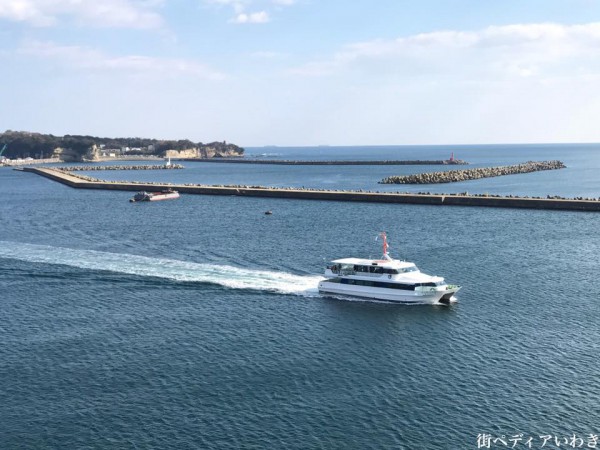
(130, 189), (180, 202)
(318, 232), (460, 305)
(264, 210), (273, 215)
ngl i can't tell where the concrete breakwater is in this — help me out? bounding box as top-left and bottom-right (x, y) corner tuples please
(21, 167), (600, 212)
(380, 160), (566, 184)
(1, 158), (61, 167)
(185, 158), (469, 166)
(57, 164), (184, 171)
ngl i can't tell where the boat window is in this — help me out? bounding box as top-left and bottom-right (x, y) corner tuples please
(396, 266), (418, 273)
(337, 264), (355, 275)
(390, 283), (415, 290)
(339, 278), (415, 290)
(418, 281), (445, 287)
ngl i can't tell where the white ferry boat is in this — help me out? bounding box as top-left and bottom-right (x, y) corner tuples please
(318, 232), (460, 305)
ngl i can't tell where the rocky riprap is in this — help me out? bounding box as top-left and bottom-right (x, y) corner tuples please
(379, 160), (566, 184)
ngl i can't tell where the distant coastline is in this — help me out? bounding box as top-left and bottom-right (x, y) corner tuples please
(0, 130), (244, 163)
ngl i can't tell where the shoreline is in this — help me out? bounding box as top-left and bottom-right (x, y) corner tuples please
(20, 167), (600, 212)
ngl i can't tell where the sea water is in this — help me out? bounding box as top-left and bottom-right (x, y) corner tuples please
(1, 144), (599, 449)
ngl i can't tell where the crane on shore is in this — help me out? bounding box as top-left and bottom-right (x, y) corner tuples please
(0, 144), (6, 158)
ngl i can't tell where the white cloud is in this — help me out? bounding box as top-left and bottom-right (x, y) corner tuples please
(19, 40), (226, 80)
(204, 0), (293, 23)
(278, 22), (600, 145)
(289, 22), (600, 80)
(0, 0), (54, 25)
(0, 0), (163, 28)
(231, 10), (268, 23)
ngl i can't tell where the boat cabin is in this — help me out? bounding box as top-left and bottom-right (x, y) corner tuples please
(327, 258), (419, 276)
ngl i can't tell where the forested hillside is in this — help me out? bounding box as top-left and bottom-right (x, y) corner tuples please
(0, 130), (244, 160)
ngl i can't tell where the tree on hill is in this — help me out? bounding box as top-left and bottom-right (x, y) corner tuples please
(0, 131), (244, 160)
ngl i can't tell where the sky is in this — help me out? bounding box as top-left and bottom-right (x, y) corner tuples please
(2, 0), (600, 146)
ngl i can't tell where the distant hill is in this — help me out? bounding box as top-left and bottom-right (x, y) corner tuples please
(0, 130), (244, 161)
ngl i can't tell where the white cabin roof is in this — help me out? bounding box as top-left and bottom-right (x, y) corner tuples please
(330, 257), (416, 268)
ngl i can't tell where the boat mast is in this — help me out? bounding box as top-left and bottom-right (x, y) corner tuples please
(380, 232), (391, 260)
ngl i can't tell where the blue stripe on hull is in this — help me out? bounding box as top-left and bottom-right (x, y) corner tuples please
(318, 283), (444, 304)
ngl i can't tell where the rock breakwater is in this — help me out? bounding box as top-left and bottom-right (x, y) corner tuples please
(380, 161), (566, 184)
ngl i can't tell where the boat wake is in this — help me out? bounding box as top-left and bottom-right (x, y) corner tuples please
(0, 241), (323, 297)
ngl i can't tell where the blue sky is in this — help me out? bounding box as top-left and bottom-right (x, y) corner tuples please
(2, 0), (600, 146)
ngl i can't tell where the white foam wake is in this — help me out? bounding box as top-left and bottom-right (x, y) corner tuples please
(0, 241), (324, 296)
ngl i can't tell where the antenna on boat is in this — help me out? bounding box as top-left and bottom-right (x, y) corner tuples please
(379, 231), (392, 260)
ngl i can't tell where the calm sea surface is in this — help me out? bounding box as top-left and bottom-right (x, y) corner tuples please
(1, 144), (599, 449)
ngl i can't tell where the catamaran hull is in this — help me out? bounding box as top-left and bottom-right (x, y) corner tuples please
(318, 281), (459, 305)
